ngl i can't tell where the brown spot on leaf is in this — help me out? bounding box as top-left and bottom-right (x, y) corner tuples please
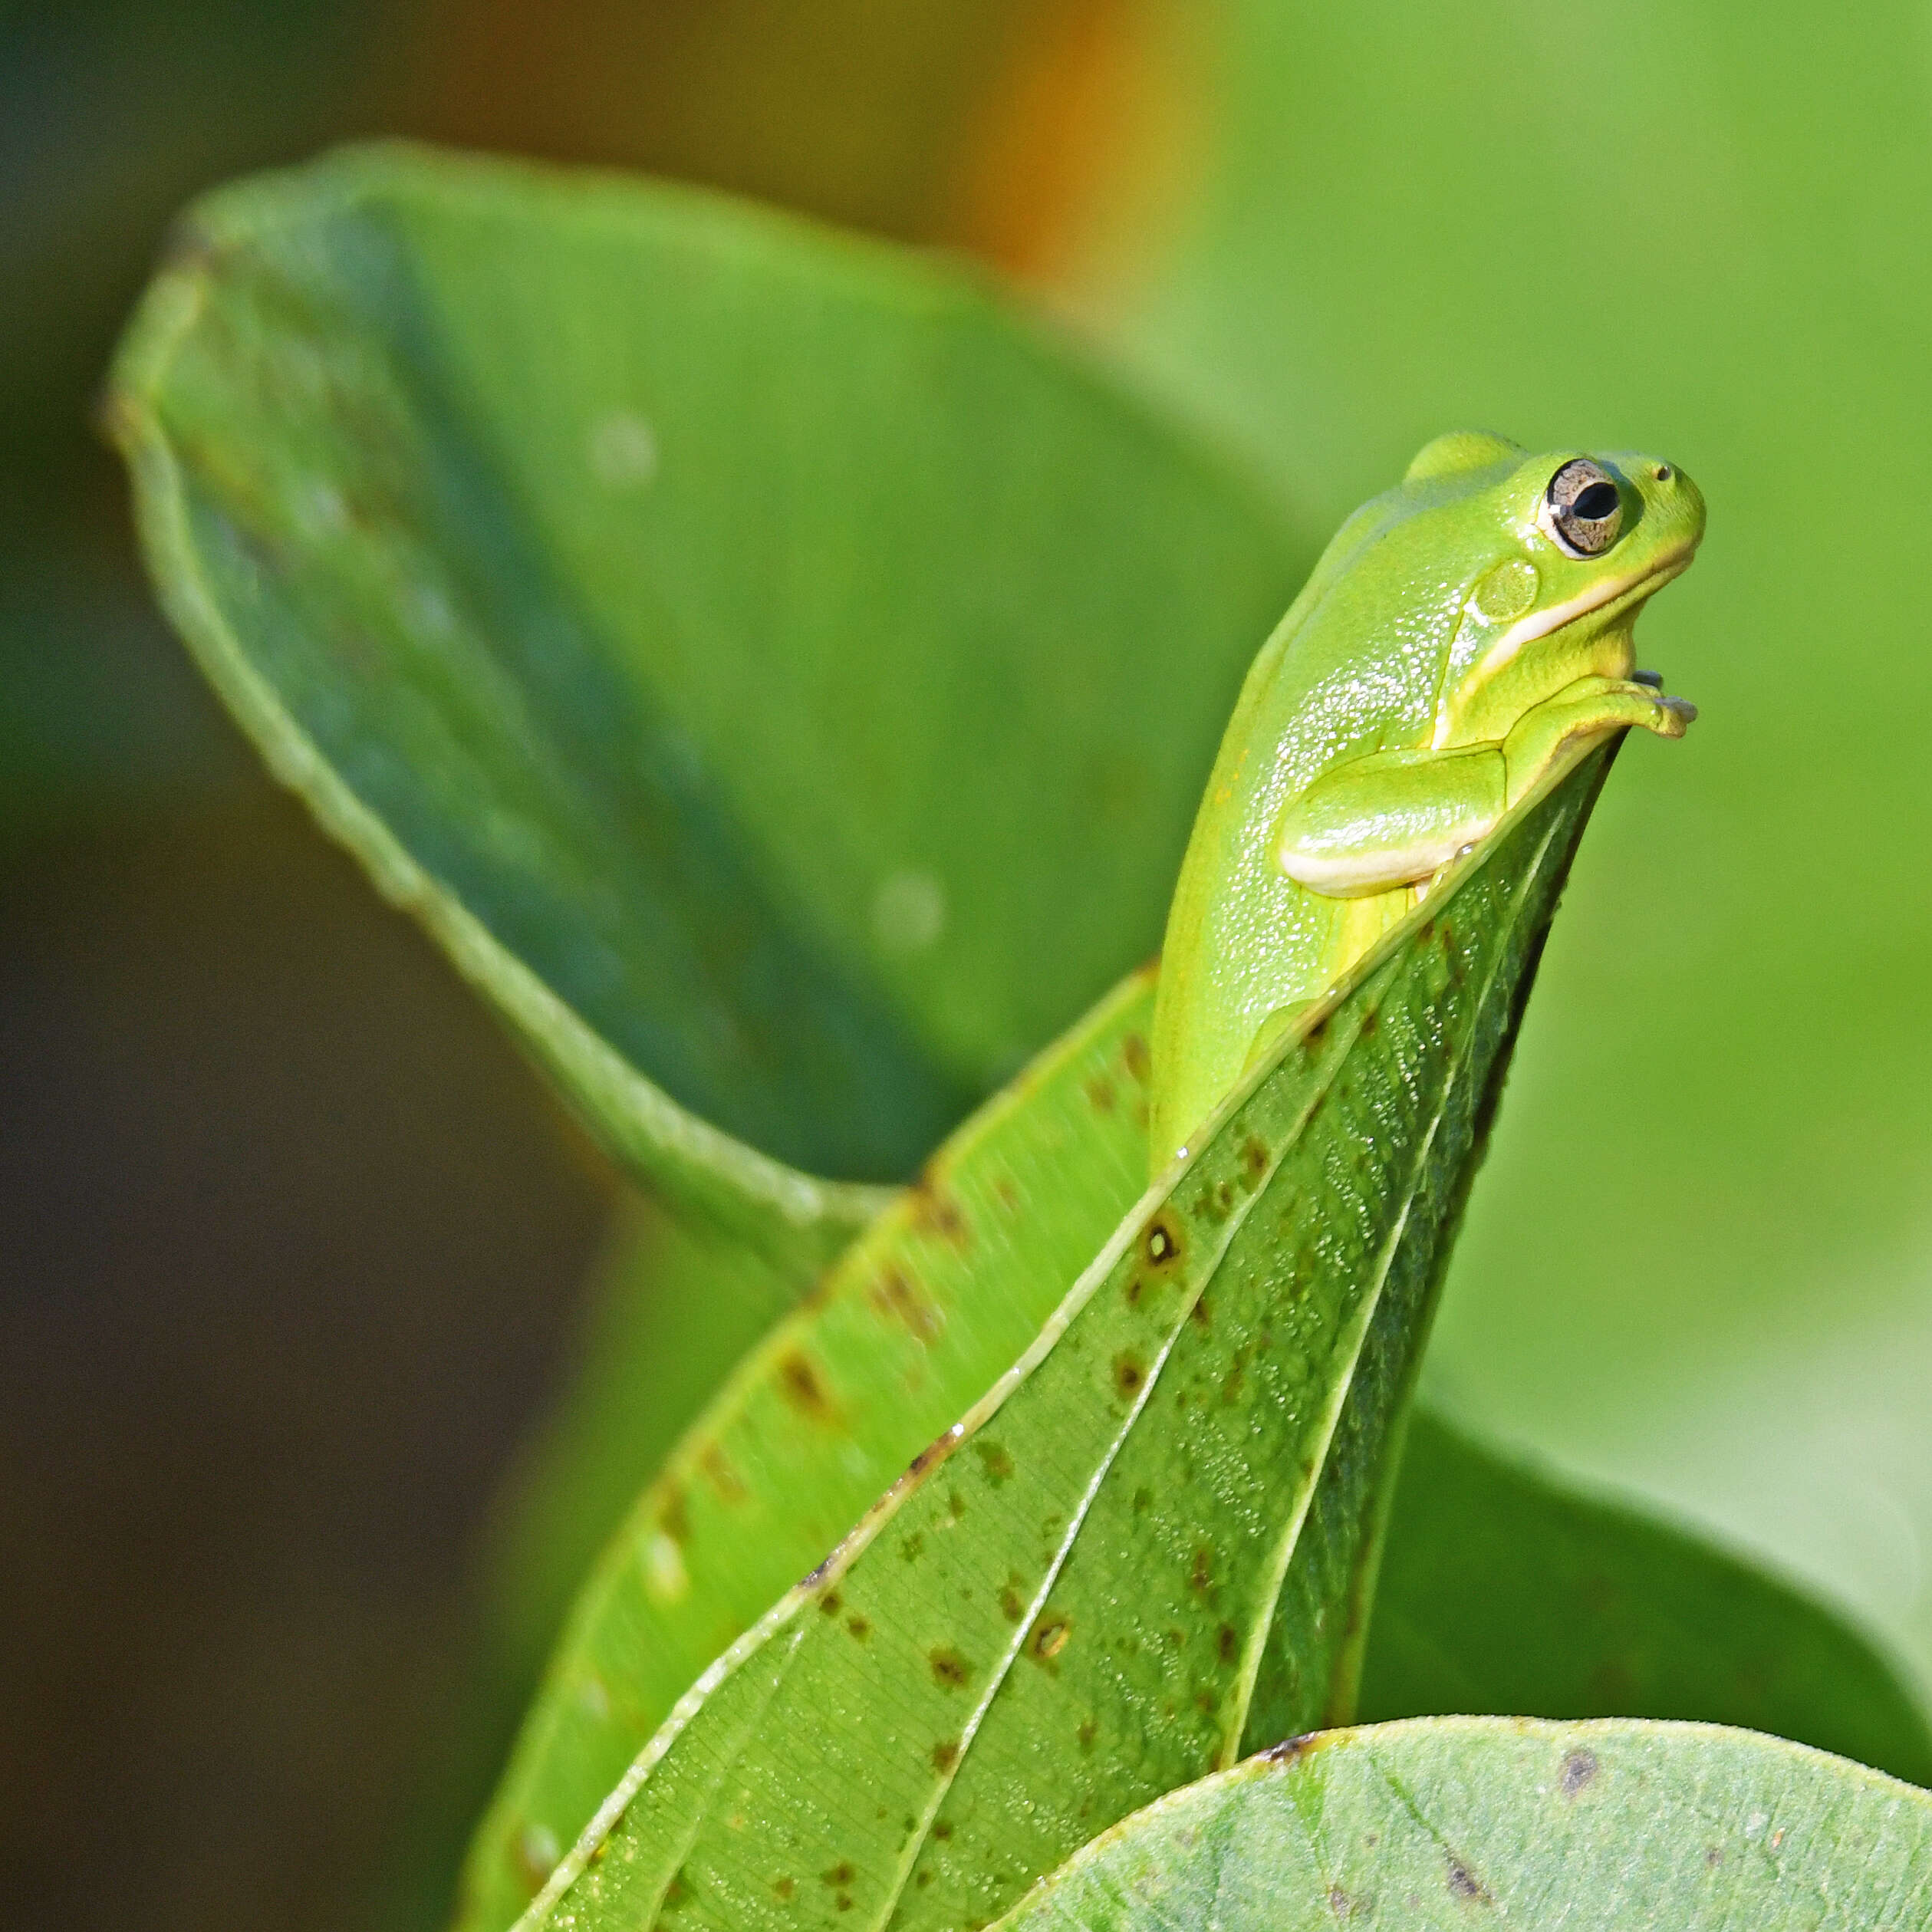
(1242, 1136), (1270, 1182)
(999, 1578), (1025, 1622)
(773, 1876), (795, 1901)
(819, 1591), (843, 1616)
(1560, 1749), (1598, 1796)
(821, 1862), (855, 1888)
(1144, 1213), (1183, 1267)
(903, 1431), (956, 1483)
(1084, 1075), (1117, 1113)
(846, 1614), (871, 1641)
(1114, 1352), (1147, 1396)
(870, 1269), (943, 1341)
(1218, 1624), (1239, 1664)
(931, 1740), (960, 1773)
(1705, 1846), (1723, 1868)
(1446, 1858), (1492, 1904)
(1029, 1614), (1071, 1662)
(657, 1484), (690, 1544)
(900, 1531), (926, 1563)
(1078, 1719), (1098, 1750)
(1265, 1731), (1321, 1766)
(778, 1351), (836, 1421)
(930, 1646), (971, 1689)
(910, 1177), (969, 1246)
(1190, 1547), (1213, 1595)
(973, 1439), (1015, 1486)
(1121, 1033), (1151, 1084)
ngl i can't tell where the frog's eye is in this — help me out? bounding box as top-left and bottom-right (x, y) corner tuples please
(1542, 458), (1623, 556)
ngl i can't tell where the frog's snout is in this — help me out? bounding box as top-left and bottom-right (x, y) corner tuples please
(1640, 457), (1707, 548)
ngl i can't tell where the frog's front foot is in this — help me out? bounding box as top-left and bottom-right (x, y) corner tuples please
(1502, 673), (1696, 805)
(1631, 667), (1699, 729)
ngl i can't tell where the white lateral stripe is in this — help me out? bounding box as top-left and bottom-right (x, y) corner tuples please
(1280, 823), (1486, 895)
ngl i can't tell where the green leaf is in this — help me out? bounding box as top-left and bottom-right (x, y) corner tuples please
(456, 763), (1927, 1931)
(107, 140), (1303, 1269)
(1364, 1410), (1932, 1789)
(457, 962), (1160, 1931)
(515, 749), (1608, 1932)
(992, 1716), (1932, 1930)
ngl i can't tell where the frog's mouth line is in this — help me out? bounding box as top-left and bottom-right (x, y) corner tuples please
(1464, 543), (1697, 691)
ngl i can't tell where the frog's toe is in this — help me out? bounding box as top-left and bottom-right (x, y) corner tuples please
(1631, 668), (1664, 689)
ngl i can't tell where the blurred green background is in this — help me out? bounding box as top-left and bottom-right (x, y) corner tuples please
(4, 3), (1928, 1929)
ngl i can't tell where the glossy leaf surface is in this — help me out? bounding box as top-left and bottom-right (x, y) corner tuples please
(995, 1716), (1932, 1930)
(108, 140), (1302, 1266)
(517, 752), (1608, 1932)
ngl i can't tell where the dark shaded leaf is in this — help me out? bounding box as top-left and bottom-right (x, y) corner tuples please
(109, 140), (1303, 1267)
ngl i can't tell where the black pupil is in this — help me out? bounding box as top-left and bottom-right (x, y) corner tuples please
(1571, 481), (1619, 522)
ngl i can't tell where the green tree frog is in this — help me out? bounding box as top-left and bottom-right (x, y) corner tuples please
(1149, 430), (1704, 1176)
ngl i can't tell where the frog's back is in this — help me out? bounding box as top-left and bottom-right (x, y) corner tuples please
(1147, 444), (1512, 1173)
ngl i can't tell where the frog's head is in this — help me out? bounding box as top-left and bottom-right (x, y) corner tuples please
(1399, 430), (1706, 746)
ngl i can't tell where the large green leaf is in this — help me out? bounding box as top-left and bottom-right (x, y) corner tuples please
(1364, 1412), (1932, 1787)
(994, 1716), (1932, 1930)
(107, 140), (1303, 1268)
(457, 786), (1928, 1932)
(458, 962), (1158, 1931)
(515, 750), (1607, 1932)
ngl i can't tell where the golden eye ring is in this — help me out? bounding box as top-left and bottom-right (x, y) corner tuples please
(1541, 457), (1623, 557)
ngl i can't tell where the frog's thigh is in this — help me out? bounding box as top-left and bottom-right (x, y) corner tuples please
(1276, 745), (1506, 896)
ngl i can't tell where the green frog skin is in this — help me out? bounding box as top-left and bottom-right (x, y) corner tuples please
(1149, 430), (1704, 1177)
